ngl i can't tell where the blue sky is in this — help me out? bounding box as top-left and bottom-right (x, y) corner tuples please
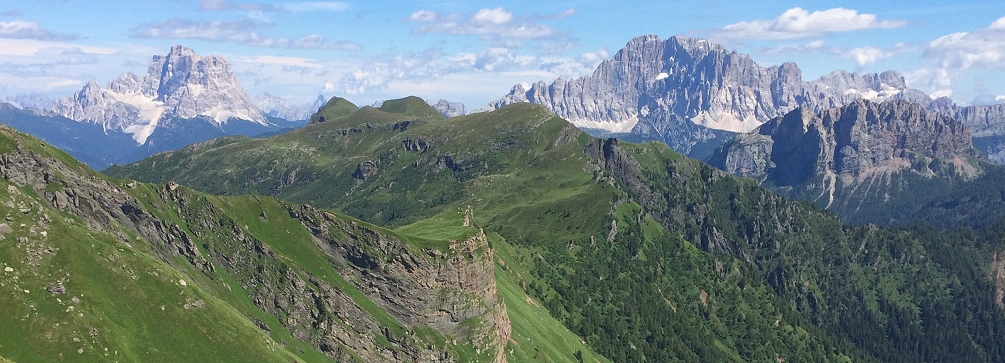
(2, 0), (1004, 109)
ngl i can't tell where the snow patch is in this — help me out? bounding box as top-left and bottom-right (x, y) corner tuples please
(188, 84), (204, 98)
(568, 117), (639, 133)
(107, 90), (166, 145)
(689, 112), (762, 133)
(844, 83), (902, 101)
(202, 106), (262, 125)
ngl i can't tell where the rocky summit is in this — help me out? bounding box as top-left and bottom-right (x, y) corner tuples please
(484, 35), (929, 157)
(51, 45), (268, 144)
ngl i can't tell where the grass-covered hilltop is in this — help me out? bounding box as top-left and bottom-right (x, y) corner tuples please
(4, 95), (1005, 362)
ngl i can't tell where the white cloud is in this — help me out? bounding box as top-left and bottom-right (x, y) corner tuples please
(0, 38), (117, 57)
(844, 47), (890, 66)
(328, 45), (607, 97)
(42, 79), (82, 90)
(990, 17), (1005, 30)
(408, 10), (437, 22)
(199, 0), (348, 12)
(903, 68), (953, 98)
(198, 0), (274, 11)
(930, 89), (953, 98)
(132, 19), (361, 51)
(230, 55), (322, 68)
(280, 2), (350, 12)
(0, 20), (77, 41)
(924, 16), (1005, 71)
(406, 7), (561, 40)
(763, 40), (828, 55)
(903, 16), (1005, 99)
(841, 43), (914, 66)
(716, 7), (907, 40)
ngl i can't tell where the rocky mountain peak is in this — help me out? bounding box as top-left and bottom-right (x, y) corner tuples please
(108, 72), (142, 94)
(51, 44), (267, 144)
(666, 35), (727, 59)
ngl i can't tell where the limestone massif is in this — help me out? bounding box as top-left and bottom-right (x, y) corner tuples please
(52, 45), (268, 145)
(485, 35), (927, 156)
(0, 46), (313, 169)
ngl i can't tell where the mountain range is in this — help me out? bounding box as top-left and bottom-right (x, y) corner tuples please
(483, 35), (957, 158)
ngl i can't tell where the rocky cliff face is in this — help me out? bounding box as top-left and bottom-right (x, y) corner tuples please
(292, 205), (510, 361)
(711, 99), (980, 216)
(51, 45), (267, 144)
(485, 35), (924, 156)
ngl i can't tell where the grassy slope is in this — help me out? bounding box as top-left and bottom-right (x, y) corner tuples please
(0, 179), (305, 363)
(307, 96), (358, 125)
(378, 96), (444, 120)
(0, 126), (500, 362)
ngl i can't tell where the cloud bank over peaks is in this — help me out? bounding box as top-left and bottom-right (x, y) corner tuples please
(715, 7), (907, 40)
(925, 15), (1005, 71)
(0, 20), (78, 41)
(132, 19), (361, 51)
(329, 45), (608, 97)
(901, 16), (1005, 100)
(405, 7), (573, 41)
(198, 0), (349, 13)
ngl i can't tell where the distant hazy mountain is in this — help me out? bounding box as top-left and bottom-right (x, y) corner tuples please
(255, 93), (326, 121)
(3, 93), (52, 111)
(485, 35), (928, 157)
(431, 99), (466, 118)
(0, 45), (308, 169)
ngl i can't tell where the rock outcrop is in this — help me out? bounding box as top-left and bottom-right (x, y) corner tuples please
(292, 205), (510, 361)
(711, 99), (980, 216)
(51, 45), (268, 144)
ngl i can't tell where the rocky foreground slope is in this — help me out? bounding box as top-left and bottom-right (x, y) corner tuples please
(0, 123), (613, 362)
